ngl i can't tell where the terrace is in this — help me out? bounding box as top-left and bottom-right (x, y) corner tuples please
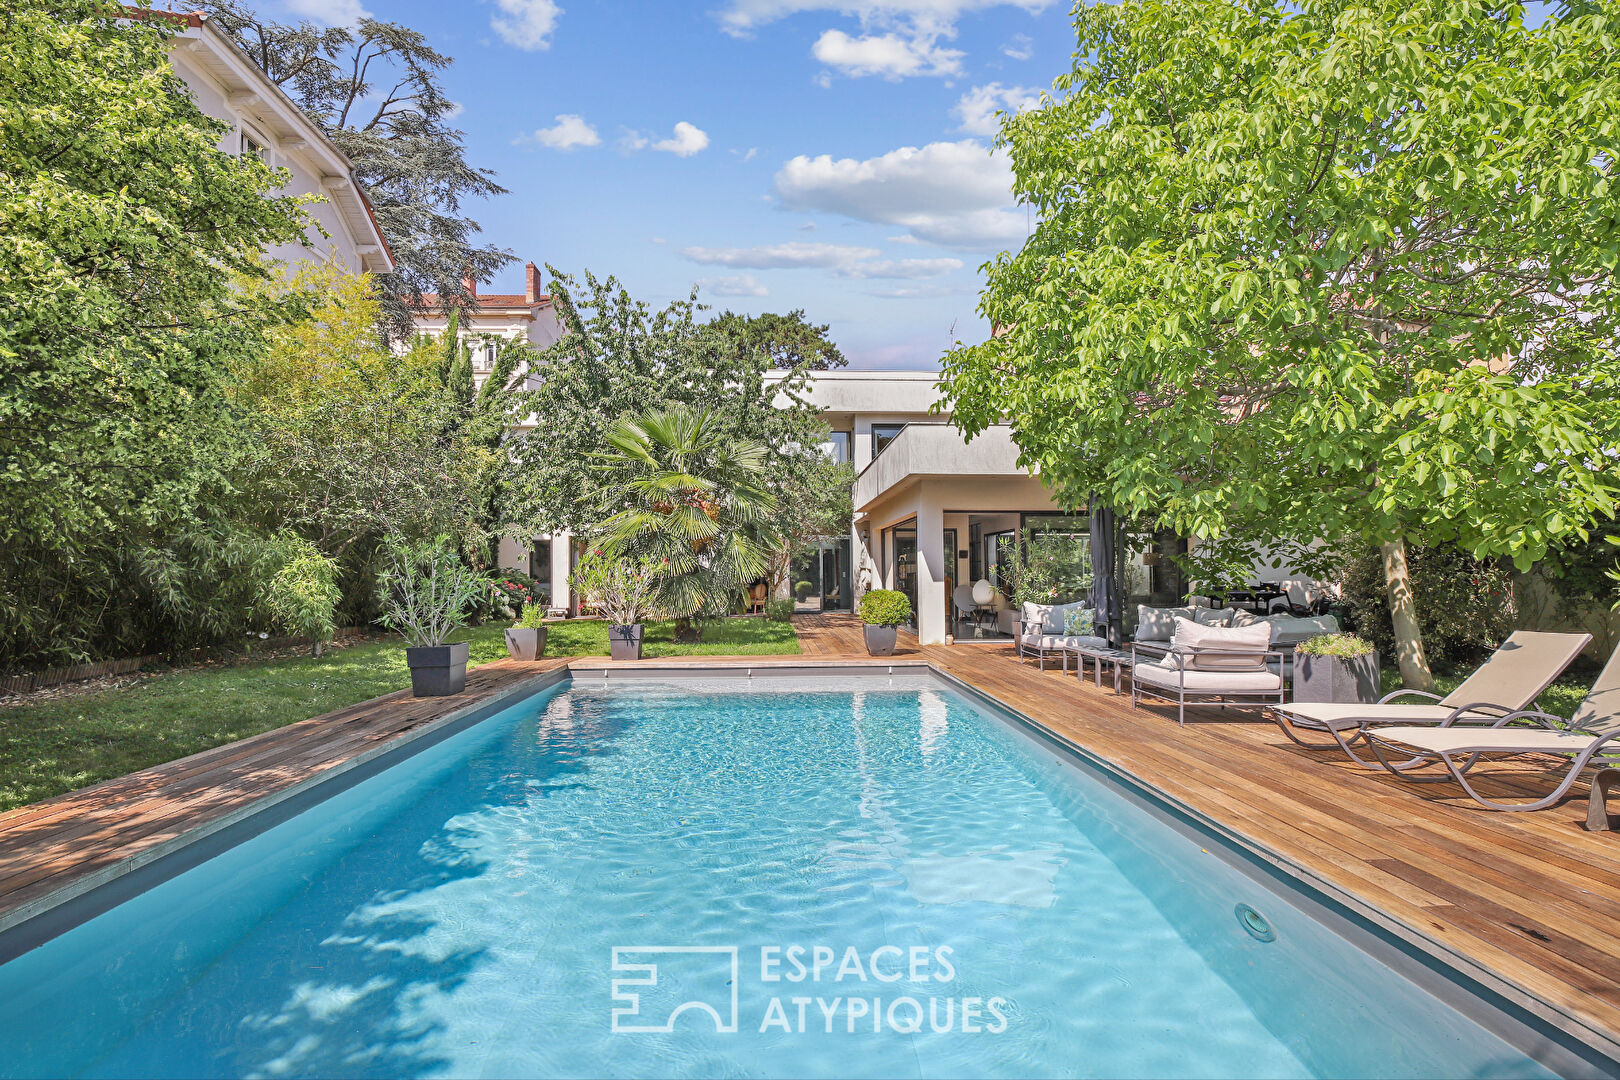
(1, 613), (1616, 1070)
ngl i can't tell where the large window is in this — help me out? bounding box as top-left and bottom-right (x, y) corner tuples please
(1022, 514), (1094, 605)
(871, 424), (905, 460)
(822, 431), (850, 464)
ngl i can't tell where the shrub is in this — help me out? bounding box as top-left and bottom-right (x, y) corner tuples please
(261, 538), (342, 656)
(376, 536), (486, 648)
(859, 589), (912, 627)
(1297, 632), (1374, 659)
(513, 602), (548, 630)
(1338, 543), (1514, 673)
(570, 550), (662, 626)
(766, 598), (795, 622)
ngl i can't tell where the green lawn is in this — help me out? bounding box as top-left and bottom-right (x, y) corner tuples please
(0, 617), (799, 813)
(1378, 667), (1588, 720)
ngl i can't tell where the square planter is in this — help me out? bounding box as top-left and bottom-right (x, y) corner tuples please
(1293, 651), (1380, 704)
(864, 624), (898, 657)
(406, 641), (469, 698)
(609, 623), (644, 661)
(504, 626), (548, 661)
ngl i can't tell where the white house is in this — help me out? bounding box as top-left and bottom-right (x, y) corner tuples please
(144, 10), (393, 277)
(408, 264), (568, 389)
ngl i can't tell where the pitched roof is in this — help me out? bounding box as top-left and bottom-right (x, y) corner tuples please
(412, 294), (553, 309)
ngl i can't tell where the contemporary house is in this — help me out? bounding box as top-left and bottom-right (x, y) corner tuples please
(146, 10), (394, 277)
(796, 371), (1326, 646)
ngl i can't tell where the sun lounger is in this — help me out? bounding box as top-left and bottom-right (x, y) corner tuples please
(1272, 630), (1591, 768)
(1364, 643), (1620, 811)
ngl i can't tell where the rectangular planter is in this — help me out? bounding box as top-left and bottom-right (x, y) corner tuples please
(1293, 651), (1380, 704)
(609, 624), (644, 662)
(405, 641), (469, 698)
(504, 627), (548, 661)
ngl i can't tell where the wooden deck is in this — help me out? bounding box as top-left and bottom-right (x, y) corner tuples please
(2, 616), (1619, 1064)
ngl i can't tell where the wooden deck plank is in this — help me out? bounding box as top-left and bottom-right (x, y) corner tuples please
(0, 616), (1617, 1061)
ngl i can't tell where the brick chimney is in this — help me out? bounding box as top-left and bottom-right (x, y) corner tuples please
(524, 261), (543, 304)
(461, 273), (477, 297)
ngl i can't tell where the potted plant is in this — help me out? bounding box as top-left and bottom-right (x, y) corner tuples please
(504, 602), (549, 661)
(1294, 633), (1380, 704)
(377, 537), (487, 697)
(571, 551), (661, 661)
(859, 589), (912, 657)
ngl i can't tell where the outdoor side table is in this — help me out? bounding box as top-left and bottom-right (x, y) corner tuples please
(1072, 644), (1134, 694)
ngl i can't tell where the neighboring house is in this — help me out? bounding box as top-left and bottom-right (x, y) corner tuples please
(140, 10), (393, 277)
(408, 263), (573, 614)
(408, 264), (567, 390)
(793, 371), (1326, 646)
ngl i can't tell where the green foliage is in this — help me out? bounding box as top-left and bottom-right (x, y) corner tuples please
(505, 272), (843, 541)
(588, 404), (781, 622)
(262, 538), (342, 653)
(941, 0), (1620, 579)
(376, 537), (487, 648)
(0, 1), (312, 669)
(765, 599), (796, 622)
(204, 1), (512, 338)
(1297, 633), (1375, 659)
(570, 551), (663, 626)
(491, 570), (549, 612)
(1339, 544), (1515, 672)
(513, 603), (548, 630)
(860, 589), (912, 627)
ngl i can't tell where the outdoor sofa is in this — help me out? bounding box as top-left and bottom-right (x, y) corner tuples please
(1130, 617), (1287, 725)
(1014, 601), (1108, 671)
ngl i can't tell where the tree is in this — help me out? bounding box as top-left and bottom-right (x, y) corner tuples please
(504, 271), (844, 543)
(0, 1), (311, 667)
(589, 405), (781, 637)
(941, 0), (1620, 688)
(204, 1), (512, 336)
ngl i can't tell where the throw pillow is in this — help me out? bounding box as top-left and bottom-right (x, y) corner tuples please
(1135, 605), (1195, 642)
(1021, 602), (1053, 635)
(1192, 607), (1235, 628)
(1064, 607), (1095, 636)
(1229, 609), (1258, 627)
(1169, 616), (1274, 670)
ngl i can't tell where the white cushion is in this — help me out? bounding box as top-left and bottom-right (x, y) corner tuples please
(1170, 617), (1274, 670)
(1021, 602), (1053, 631)
(1134, 662), (1284, 693)
(1041, 600), (1089, 634)
(1135, 605), (1195, 641)
(1229, 608), (1258, 627)
(1021, 632), (1107, 651)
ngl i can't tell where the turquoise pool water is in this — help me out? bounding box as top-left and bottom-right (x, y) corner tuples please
(0, 675), (1556, 1078)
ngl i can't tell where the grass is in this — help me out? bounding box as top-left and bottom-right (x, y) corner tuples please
(1377, 667), (1589, 720)
(0, 617), (799, 813)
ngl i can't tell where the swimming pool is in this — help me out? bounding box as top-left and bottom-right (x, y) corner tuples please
(0, 673), (1582, 1077)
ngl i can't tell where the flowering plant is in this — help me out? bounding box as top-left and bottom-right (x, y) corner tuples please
(570, 551), (663, 626)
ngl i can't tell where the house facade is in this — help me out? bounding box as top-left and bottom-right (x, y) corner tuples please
(798, 371), (1327, 646)
(151, 11), (393, 277)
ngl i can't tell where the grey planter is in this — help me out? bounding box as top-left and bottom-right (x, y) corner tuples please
(406, 641), (469, 698)
(1293, 651), (1380, 704)
(504, 626), (548, 661)
(864, 624), (898, 657)
(609, 623), (644, 661)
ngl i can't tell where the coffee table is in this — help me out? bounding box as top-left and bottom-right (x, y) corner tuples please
(1070, 642), (1135, 694)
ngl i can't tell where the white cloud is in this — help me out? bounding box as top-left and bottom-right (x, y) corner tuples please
(489, 0), (562, 51)
(286, 0), (369, 23)
(682, 242), (882, 270)
(697, 274), (771, 297)
(954, 83), (1042, 136)
(654, 121), (711, 157)
(733, 147), (760, 161)
(773, 139), (1025, 249)
(888, 234), (920, 244)
(517, 114), (600, 150)
(811, 29), (962, 79)
(680, 242), (959, 279)
(868, 283), (969, 298)
(1000, 33), (1033, 60)
(716, 1), (1051, 37)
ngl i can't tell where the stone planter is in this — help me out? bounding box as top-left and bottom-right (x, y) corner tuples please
(406, 641), (469, 698)
(1293, 650), (1380, 704)
(609, 623), (644, 661)
(864, 624), (898, 657)
(504, 626), (548, 661)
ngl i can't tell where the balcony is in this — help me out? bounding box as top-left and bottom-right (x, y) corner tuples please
(853, 423), (1028, 510)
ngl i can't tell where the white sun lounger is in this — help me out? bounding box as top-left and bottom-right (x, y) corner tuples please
(1365, 644), (1620, 811)
(1272, 630), (1591, 769)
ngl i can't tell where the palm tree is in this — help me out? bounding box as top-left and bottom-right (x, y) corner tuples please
(590, 404), (780, 637)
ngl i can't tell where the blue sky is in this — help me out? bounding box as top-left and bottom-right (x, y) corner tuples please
(265, 0), (1077, 368)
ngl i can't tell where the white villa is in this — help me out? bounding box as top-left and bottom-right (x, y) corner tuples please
(147, 10), (393, 277)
